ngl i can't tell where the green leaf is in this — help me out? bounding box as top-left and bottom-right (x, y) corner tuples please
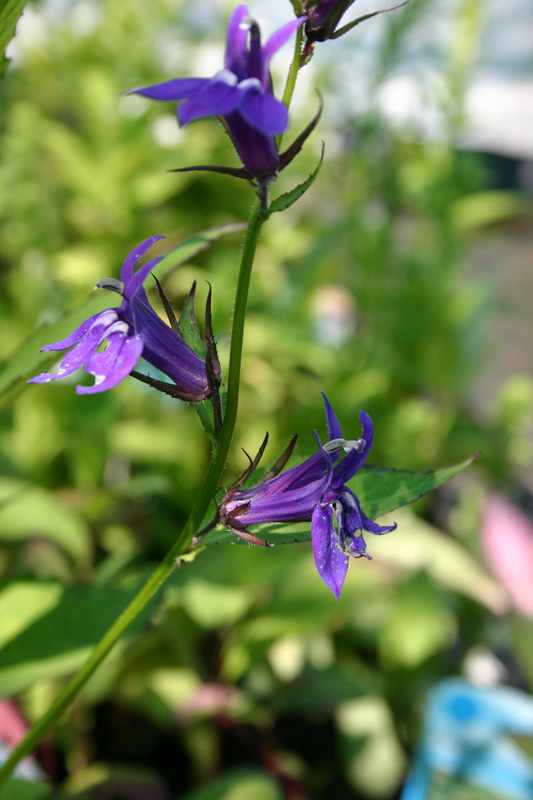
(202, 453), (478, 546)
(0, 581), (156, 697)
(269, 144), (324, 214)
(0, 478), (91, 565)
(0, 224), (244, 410)
(2, 780), (52, 800)
(349, 453), (480, 520)
(0, 0), (27, 79)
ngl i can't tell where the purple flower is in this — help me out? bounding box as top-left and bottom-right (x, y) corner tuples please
(29, 236), (211, 401)
(220, 393), (396, 598)
(126, 5), (306, 178)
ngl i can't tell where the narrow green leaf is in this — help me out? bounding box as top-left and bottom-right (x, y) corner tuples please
(202, 453), (478, 546)
(0, 581), (157, 697)
(269, 144), (324, 214)
(0, 0), (28, 79)
(0, 224), (244, 410)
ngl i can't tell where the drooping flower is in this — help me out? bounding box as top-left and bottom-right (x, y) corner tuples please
(126, 5), (311, 180)
(220, 393), (396, 598)
(29, 236), (214, 401)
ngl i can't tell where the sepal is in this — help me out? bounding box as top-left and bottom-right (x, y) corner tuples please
(269, 142), (325, 214)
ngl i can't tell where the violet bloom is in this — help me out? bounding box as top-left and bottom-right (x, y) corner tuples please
(220, 394), (396, 598)
(126, 5), (306, 179)
(29, 236), (211, 401)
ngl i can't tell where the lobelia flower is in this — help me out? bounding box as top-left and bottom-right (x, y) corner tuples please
(220, 393), (396, 598)
(29, 236), (216, 401)
(126, 5), (316, 181)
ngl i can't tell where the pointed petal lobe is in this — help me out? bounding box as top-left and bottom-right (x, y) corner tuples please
(120, 235), (165, 285)
(312, 504), (349, 599)
(126, 78), (208, 102)
(238, 83), (288, 134)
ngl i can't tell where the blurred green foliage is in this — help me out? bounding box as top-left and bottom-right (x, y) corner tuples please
(1, 0), (532, 798)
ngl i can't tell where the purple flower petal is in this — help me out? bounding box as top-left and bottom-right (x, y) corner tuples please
(231, 476), (331, 525)
(128, 294), (208, 396)
(225, 4), (250, 78)
(223, 111), (279, 175)
(178, 71), (240, 126)
(238, 82), (288, 134)
(120, 235), (165, 285)
(355, 496), (397, 535)
(332, 410), (374, 487)
(29, 310), (120, 384)
(38, 311), (105, 353)
(123, 255), (164, 301)
(322, 392), (342, 442)
(312, 504), (349, 599)
(126, 78), (208, 102)
(77, 331), (144, 395)
(262, 17), (306, 80)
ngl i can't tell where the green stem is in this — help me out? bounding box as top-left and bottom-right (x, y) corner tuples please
(277, 22), (304, 149)
(282, 22), (304, 111)
(0, 200), (267, 788)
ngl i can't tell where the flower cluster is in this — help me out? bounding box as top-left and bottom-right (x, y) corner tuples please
(30, 237), (214, 401)
(29, 4), (400, 599)
(220, 394), (396, 598)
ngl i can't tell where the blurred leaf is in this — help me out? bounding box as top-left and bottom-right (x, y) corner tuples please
(0, 0), (27, 79)
(202, 454), (479, 545)
(0, 224), (244, 410)
(379, 571), (455, 667)
(180, 768), (282, 800)
(180, 580), (253, 629)
(0, 478), (90, 565)
(0, 581), (156, 696)
(451, 190), (526, 230)
(149, 223), (245, 283)
(374, 508), (507, 613)
(1, 780), (52, 800)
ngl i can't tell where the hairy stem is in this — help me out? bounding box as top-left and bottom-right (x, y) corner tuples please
(279, 21), (304, 145)
(0, 200), (267, 787)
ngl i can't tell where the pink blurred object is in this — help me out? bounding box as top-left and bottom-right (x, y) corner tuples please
(482, 494), (533, 618)
(0, 700), (43, 780)
(0, 700), (29, 747)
